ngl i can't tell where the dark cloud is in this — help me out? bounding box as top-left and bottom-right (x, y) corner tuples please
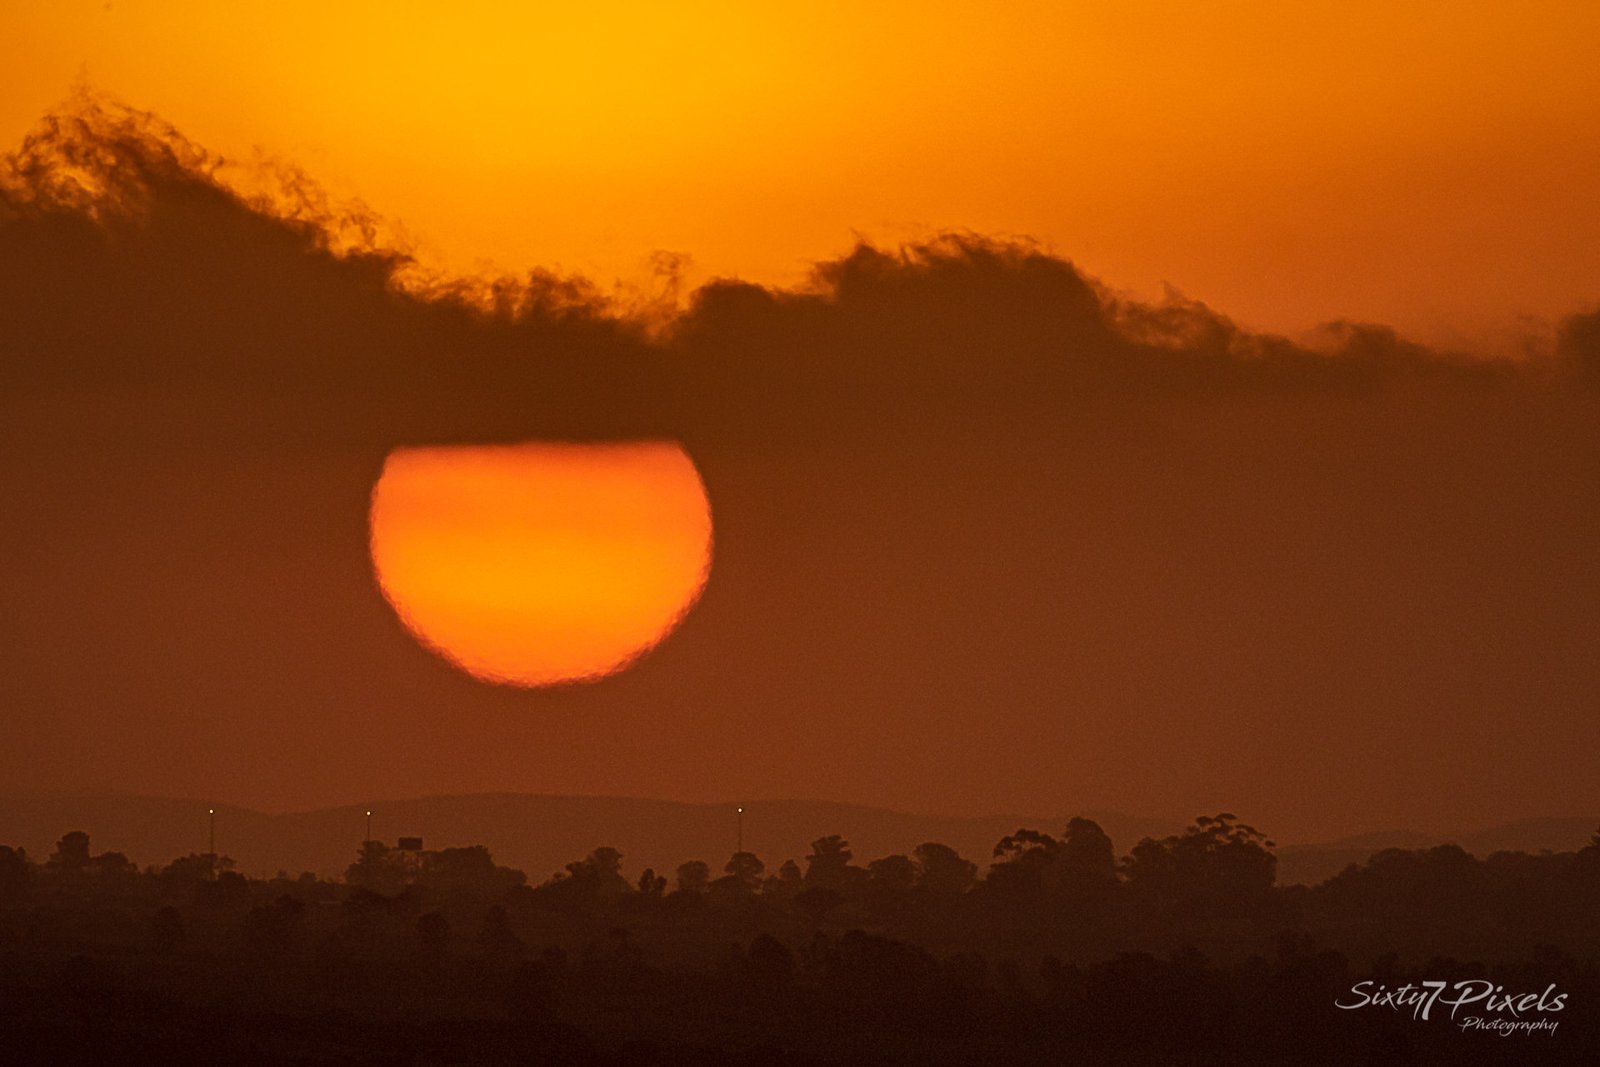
(2, 97), (1596, 837)
(1, 99), (666, 450)
(1, 98), (1550, 451)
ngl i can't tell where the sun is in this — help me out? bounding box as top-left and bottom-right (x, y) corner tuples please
(368, 441), (712, 686)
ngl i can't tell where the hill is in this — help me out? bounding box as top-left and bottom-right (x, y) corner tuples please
(1274, 818), (1600, 885)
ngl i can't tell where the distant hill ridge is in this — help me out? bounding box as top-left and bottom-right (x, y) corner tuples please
(0, 791), (1592, 887)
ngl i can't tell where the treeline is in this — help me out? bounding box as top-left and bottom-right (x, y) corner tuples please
(1, 815), (1597, 1064)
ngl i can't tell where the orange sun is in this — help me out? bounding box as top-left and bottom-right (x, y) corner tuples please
(368, 441), (712, 686)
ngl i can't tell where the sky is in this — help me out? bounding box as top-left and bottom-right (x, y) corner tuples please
(1, 4), (1598, 844)
(3, 1), (1599, 351)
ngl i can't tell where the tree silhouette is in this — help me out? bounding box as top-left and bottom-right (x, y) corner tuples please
(92, 850), (136, 877)
(160, 852), (235, 887)
(423, 845), (528, 900)
(912, 842), (976, 897)
(196, 869), (250, 908)
(675, 860), (710, 894)
(0, 845), (30, 898)
(48, 831), (92, 873)
(763, 858), (805, 898)
(866, 853), (917, 914)
(636, 867), (667, 898)
(987, 828), (1060, 895)
(4, 808), (1599, 1063)
(804, 835), (865, 892)
(1059, 817), (1117, 881)
(724, 850), (765, 890)
(346, 840), (406, 894)
(1123, 813), (1276, 905)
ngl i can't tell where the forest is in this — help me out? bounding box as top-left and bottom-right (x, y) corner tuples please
(1, 813), (1595, 1064)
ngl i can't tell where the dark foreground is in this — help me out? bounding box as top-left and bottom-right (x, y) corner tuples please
(3, 815), (1596, 1065)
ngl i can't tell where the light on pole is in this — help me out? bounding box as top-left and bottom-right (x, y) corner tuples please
(737, 806), (744, 855)
(365, 809), (373, 843)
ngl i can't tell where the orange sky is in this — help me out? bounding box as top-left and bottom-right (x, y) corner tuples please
(4, 1), (1597, 350)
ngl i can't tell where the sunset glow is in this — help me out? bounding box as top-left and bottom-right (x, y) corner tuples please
(368, 442), (712, 686)
(4, 2), (1597, 346)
